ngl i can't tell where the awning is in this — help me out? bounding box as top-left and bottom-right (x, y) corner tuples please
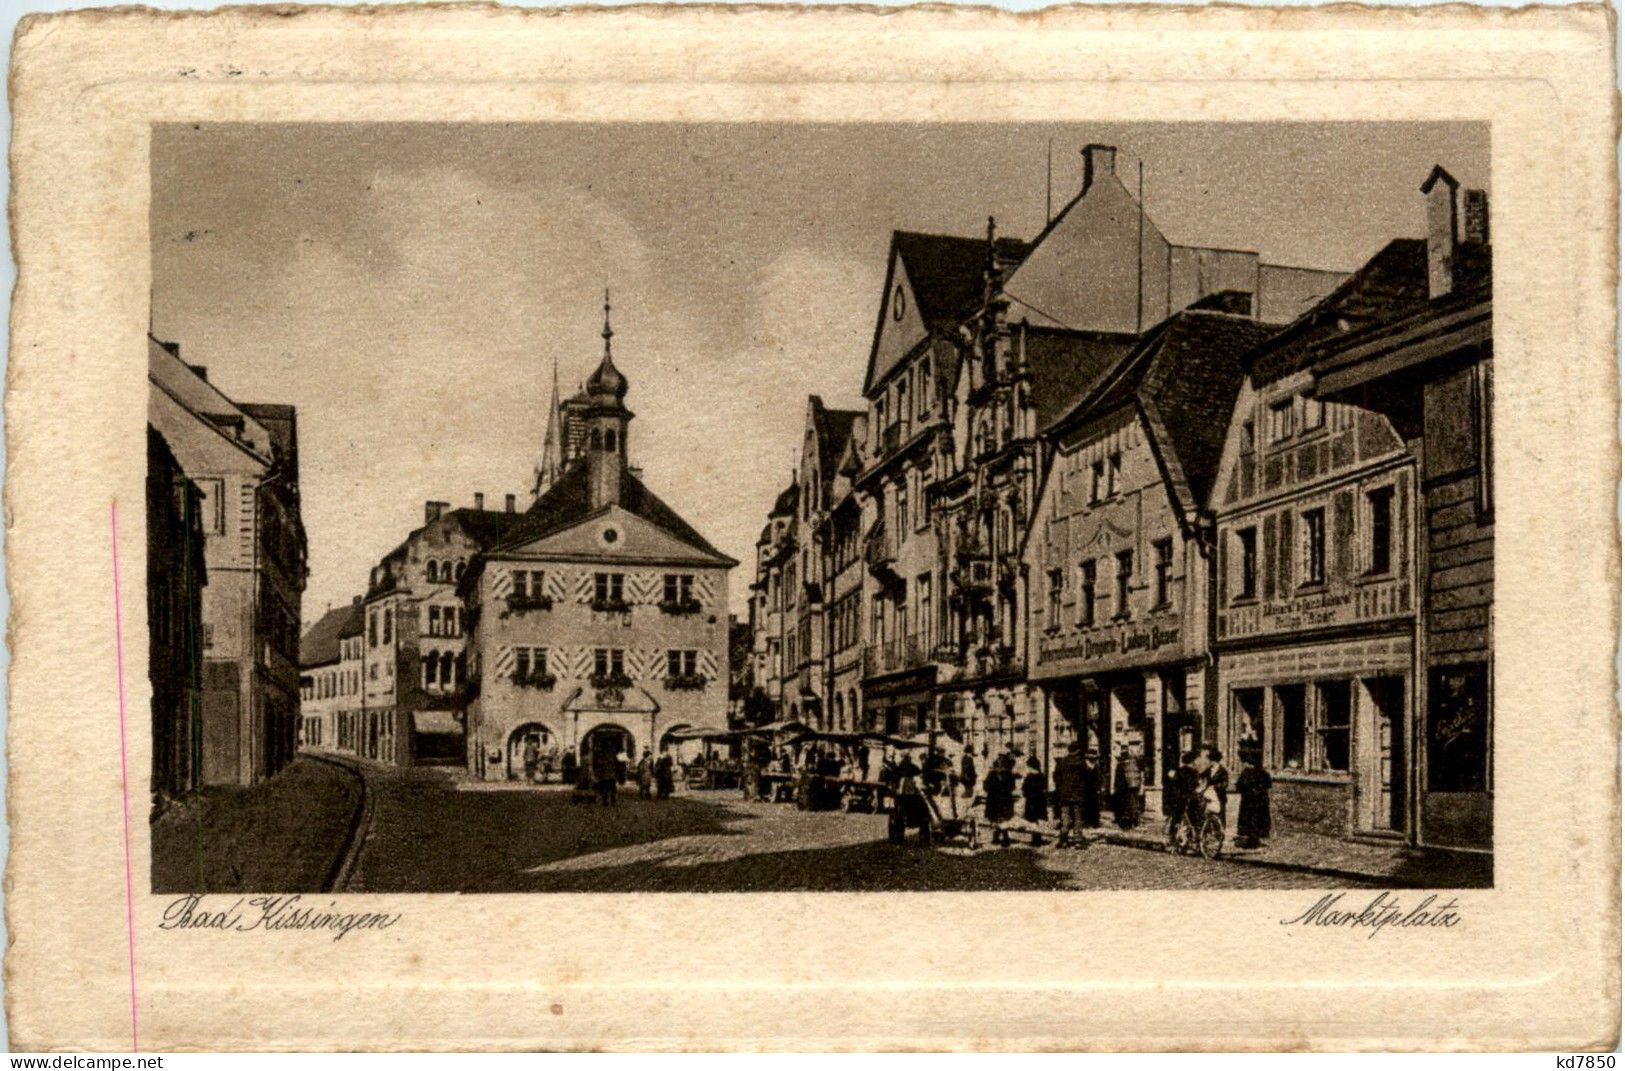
(412, 709), (462, 735)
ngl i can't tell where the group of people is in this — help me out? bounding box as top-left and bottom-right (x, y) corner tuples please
(551, 745), (678, 806)
(953, 739), (1274, 853)
(977, 741), (1148, 848)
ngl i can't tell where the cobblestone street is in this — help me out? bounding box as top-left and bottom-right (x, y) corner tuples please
(342, 767), (1388, 893)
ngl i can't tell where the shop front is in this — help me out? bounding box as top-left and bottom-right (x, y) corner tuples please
(861, 667), (935, 737)
(1217, 633), (1411, 837)
(1032, 615), (1205, 819)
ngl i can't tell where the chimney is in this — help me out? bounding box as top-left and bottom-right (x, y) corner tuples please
(1422, 165), (1460, 299)
(425, 500), (448, 524)
(474, 492), (485, 511)
(1082, 143), (1117, 195)
(505, 493), (516, 513)
(352, 595), (362, 605)
(1462, 189), (1490, 247)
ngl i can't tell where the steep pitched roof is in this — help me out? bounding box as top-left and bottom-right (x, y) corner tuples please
(1247, 238), (1430, 385)
(1022, 325), (1141, 433)
(864, 229), (1029, 394)
(770, 479), (800, 517)
(447, 507), (532, 549)
(489, 458), (734, 563)
(1051, 310), (1275, 515)
(300, 599), (364, 668)
(893, 231), (1029, 327)
(811, 398), (864, 473)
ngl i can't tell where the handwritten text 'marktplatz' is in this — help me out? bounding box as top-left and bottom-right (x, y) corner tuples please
(1281, 892), (1463, 938)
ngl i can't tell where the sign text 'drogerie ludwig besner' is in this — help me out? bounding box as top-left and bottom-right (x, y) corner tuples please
(158, 895), (402, 941)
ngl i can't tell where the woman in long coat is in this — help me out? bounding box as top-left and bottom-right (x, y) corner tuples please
(983, 754), (1018, 839)
(1235, 749), (1272, 848)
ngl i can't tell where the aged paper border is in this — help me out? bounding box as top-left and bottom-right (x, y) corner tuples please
(6, 4), (1619, 1051)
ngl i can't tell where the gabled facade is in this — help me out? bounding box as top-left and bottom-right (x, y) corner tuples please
(354, 499), (529, 766)
(463, 304), (737, 779)
(1025, 310), (1273, 812)
(1208, 239), (1432, 840)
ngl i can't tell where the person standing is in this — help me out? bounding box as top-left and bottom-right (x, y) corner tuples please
(561, 748), (579, 790)
(1052, 742), (1086, 847)
(636, 749), (654, 799)
(594, 746), (619, 807)
(1235, 747), (1272, 848)
(983, 754), (1018, 847)
(1020, 758), (1050, 846)
(1205, 745), (1230, 825)
(655, 751), (676, 801)
(959, 748), (978, 800)
(1114, 744), (1144, 829)
(1079, 747), (1102, 829)
(615, 745), (630, 786)
(522, 736), (540, 784)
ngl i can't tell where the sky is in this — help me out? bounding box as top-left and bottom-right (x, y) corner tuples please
(150, 121), (1489, 624)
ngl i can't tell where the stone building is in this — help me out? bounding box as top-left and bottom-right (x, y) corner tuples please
(462, 302), (736, 778)
(298, 597), (364, 753)
(1309, 168), (1493, 854)
(146, 426), (207, 806)
(147, 334), (307, 787)
(1026, 309), (1274, 810)
(750, 480), (799, 723)
(1208, 240), (1433, 839)
(355, 498), (528, 766)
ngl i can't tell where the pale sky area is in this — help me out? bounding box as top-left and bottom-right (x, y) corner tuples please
(150, 122), (1489, 624)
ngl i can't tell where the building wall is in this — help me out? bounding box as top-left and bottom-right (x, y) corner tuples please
(147, 429), (206, 803)
(468, 555), (731, 779)
(1417, 357), (1493, 851)
(1210, 372), (1419, 836)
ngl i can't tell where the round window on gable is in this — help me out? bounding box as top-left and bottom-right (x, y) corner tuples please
(598, 523), (623, 547)
(892, 284), (906, 322)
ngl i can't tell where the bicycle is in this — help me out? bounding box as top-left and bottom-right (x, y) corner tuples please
(1168, 790), (1226, 860)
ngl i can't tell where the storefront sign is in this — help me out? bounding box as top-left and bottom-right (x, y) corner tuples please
(1037, 622), (1182, 672)
(1219, 579), (1410, 641)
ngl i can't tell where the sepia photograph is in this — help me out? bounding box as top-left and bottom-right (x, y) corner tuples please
(146, 120), (1495, 895)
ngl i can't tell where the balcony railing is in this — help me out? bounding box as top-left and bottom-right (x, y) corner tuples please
(864, 526), (896, 573)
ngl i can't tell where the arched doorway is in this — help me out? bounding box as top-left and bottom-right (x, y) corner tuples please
(580, 724), (635, 782)
(507, 723), (555, 780)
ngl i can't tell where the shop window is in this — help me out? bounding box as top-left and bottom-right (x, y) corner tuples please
(1233, 688), (1265, 759)
(1366, 486), (1394, 575)
(1316, 680), (1352, 772)
(1276, 684), (1306, 770)
(1427, 662), (1490, 792)
(1236, 527), (1258, 600)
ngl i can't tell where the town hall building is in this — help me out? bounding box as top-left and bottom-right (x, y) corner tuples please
(461, 299), (737, 779)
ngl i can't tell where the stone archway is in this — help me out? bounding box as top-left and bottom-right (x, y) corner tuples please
(580, 723), (636, 782)
(506, 722), (556, 780)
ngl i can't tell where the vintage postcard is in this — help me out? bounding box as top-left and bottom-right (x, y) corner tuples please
(4, 3), (1618, 1052)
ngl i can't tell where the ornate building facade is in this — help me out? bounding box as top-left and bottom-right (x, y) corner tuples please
(462, 301), (737, 778)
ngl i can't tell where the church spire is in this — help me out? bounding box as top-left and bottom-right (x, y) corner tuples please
(533, 356), (564, 500)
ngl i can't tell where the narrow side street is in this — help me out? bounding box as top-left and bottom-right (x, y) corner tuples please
(339, 766), (1395, 893)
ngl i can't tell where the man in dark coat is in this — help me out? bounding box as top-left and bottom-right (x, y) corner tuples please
(1079, 747), (1102, 829)
(959, 749), (978, 800)
(1052, 742), (1086, 847)
(654, 752), (676, 800)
